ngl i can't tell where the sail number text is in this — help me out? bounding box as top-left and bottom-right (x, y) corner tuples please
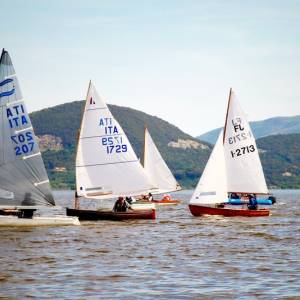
(227, 118), (253, 145)
(6, 104), (29, 129)
(227, 131), (252, 144)
(101, 135), (128, 154)
(11, 131), (35, 156)
(99, 117), (128, 154)
(230, 144), (255, 158)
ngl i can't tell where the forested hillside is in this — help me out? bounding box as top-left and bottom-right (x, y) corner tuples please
(30, 101), (211, 189)
(30, 102), (300, 189)
(257, 134), (300, 189)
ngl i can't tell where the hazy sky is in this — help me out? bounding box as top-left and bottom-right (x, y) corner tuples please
(1, 0), (300, 136)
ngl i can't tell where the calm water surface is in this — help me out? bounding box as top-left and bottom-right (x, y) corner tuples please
(0, 190), (299, 299)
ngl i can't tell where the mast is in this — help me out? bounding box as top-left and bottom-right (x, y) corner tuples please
(142, 124), (147, 167)
(74, 80), (92, 209)
(223, 88), (232, 144)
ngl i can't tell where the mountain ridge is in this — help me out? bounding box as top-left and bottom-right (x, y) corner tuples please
(198, 115), (300, 144)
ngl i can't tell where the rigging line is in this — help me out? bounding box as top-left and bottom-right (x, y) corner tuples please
(86, 107), (107, 112)
(34, 180), (49, 187)
(6, 99), (23, 106)
(76, 159), (139, 168)
(80, 133), (123, 140)
(4, 73), (16, 79)
(23, 152), (41, 160)
(15, 126), (33, 134)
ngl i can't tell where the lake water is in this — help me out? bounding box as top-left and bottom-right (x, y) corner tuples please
(0, 190), (299, 299)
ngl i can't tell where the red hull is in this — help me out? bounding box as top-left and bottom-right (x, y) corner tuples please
(66, 208), (156, 221)
(151, 199), (181, 205)
(189, 204), (270, 217)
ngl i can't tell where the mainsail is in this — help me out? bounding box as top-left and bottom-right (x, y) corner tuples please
(190, 88), (269, 205)
(0, 49), (54, 207)
(76, 82), (156, 199)
(190, 131), (228, 204)
(143, 127), (181, 194)
(223, 89), (268, 194)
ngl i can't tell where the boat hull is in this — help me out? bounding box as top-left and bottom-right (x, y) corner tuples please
(131, 203), (155, 210)
(0, 215), (80, 226)
(189, 204), (270, 217)
(66, 208), (156, 221)
(151, 199), (181, 205)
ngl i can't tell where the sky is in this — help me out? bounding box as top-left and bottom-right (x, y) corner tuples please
(1, 0), (300, 136)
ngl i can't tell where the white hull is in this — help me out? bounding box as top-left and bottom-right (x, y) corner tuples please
(131, 203), (155, 210)
(0, 215), (80, 227)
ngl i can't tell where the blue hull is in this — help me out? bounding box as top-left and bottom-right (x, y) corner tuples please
(228, 198), (273, 205)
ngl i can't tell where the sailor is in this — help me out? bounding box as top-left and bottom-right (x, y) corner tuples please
(247, 194), (258, 210)
(113, 197), (130, 212)
(125, 196), (136, 204)
(162, 194), (171, 201)
(130, 196), (136, 203)
(230, 192), (240, 199)
(148, 193), (153, 201)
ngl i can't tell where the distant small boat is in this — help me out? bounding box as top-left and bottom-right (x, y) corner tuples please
(141, 127), (181, 205)
(66, 81), (156, 220)
(189, 88), (271, 217)
(0, 49), (79, 226)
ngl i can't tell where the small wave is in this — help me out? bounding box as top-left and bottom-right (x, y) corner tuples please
(245, 232), (280, 241)
(94, 249), (110, 254)
(84, 274), (129, 282)
(20, 256), (56, 264)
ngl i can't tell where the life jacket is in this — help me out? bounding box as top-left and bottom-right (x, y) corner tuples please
(163, 194), (171, 201)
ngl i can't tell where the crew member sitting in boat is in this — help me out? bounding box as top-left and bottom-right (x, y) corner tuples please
(230, 192), (240, 199)
(125, 196), (136, 204)
(247, 194), (258, 210)
(148, 193), (153, 201)
(113, 197), (131, 212)
(162, 194), (171, 201)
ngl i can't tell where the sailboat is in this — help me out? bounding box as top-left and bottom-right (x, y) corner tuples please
(66, 81), (156, 220)
(189, 88), (271, 217)
(0, 49), (79, 226)
(142, 127), (181, 205)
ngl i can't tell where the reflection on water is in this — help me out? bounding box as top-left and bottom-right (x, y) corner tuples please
(0, 190), (299, 299)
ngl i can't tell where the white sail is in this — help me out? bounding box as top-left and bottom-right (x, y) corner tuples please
(143, 127), (181, 194)
(223, 89), (268, 194)
(0, 49), (54, 207)
(76, 82), (156, 199)
(190, 131), (228, 204)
